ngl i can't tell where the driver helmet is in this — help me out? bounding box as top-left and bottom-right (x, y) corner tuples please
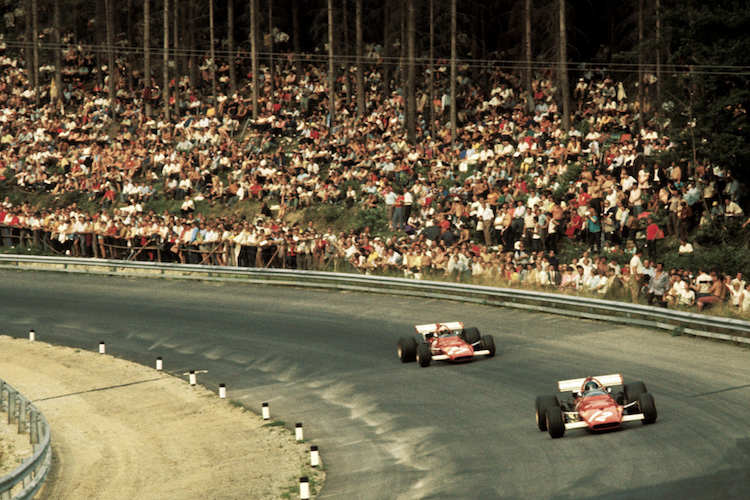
(583, 380), (601, 392)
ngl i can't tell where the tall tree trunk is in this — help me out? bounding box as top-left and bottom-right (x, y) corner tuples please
(524, 0), (533, 113)
(355, 0), (365, 117)
(127, 0), (134, 91)
(558, 0), (570, 132)
(343, 0), (351, 106)
(228, 0), (237, 95)
(209, 0), (216, 105)
(106, 0), (117, 117)
(268, 0), (274, 108)
(144, 0), (151, 116)
(399, 1), (405, 91)
(450, 0), (457, 155)
(173, 0), (179, 117)
(638, 0), (644, 132)
(31, 0), (39, 106)
(405, 0), (415, 143)
(382, 0), (390, 95)
(292, 0), (302, 84)
(429, 0), (434, 137)
(655, 0), (662, 132)
(163, 0), (170, 120)
(95, 0), (104, 89)
(250, 0), (258, 119)
(328, 0), (336, 127)
(188, 0), (197, 95)
(53, 0), (63, 113)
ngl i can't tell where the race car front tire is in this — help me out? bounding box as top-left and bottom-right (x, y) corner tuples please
(416, 342), (432, 367)
(535, 395), (560, 431)
(398, 336), (417, 363)
(481, 335), (496, 357)
(462, 327), (481, 346)
(624, 381), (648, 404)
(546, 406), (565, 438)
(638, 392), (658, 425)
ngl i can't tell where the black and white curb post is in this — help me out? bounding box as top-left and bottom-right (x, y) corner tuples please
(99, 341), (106, 354)
(219, 383), (226, 399)
(262, 402), (270, 420)
(299, 476), (310, 500)
(189, 370), (196, 386)
(310, 445), (320, 467)
(295, 423), (304, 441)
(156, 357), (163, 371)
(29, 329), (35, 341)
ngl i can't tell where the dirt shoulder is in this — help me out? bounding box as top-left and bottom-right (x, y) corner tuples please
(0, 335), (323, 499)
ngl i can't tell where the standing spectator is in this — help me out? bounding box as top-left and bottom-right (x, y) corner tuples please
(647, 262), (669, 306)
(629, 247), (645, 302)
(384, 187), (397, 230)
(481, 200), (494, 247)
(645, 217), (663, 260)
(586, 208), (601, 253)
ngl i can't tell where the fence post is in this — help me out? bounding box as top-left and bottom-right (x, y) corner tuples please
(29, 410), (39, 445)
(18, 397), (27, 434)
(7, 388), (16, 425)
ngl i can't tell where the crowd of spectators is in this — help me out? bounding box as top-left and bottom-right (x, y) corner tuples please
(0, 39), (748, 312)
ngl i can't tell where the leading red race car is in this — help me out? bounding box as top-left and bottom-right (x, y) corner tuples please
(535, 374), (657, 438)
(397, 322), (496, 367)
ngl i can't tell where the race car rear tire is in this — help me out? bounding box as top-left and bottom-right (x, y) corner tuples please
(398, 337), (417, 363)
(481, 335), (496, 357)
(624, 381), (648, 403)
(416, 342), (432, 367)
(535, 395), (560, 431)
(638, 392), (658, 425)
(462, 327), (481, 346)
(546, 406), (565, 438)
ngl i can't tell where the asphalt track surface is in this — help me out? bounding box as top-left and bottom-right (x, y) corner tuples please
(2, 269), (750, 499)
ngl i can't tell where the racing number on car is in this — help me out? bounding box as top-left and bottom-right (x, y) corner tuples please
(590, 410), (613, 422)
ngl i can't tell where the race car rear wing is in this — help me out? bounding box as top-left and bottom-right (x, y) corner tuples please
(414, 322), (464, 335)
(557, 374), (624, 392)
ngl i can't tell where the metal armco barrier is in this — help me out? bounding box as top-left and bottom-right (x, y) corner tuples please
(0, 379), (51, 500)
(2, 254), (749, 345)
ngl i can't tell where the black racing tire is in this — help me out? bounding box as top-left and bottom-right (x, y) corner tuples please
(535, 395), (560, 431)
(624, 381), (648, 403)
(416, 342), (432, 367)
(547, 406), (566, 438)
(398, 337), (417, 363)
(638, 392), (658, 425)
(462, 326), (481, 346)
(481, 335), (496, 357)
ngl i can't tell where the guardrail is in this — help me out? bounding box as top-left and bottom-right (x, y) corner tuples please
(2, 254), (749, 345)
(0, 379), (51, 500)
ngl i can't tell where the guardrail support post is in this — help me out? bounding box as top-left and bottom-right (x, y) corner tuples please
(29, 410), (39, 444)
(8, 388), (16, 425)
(18, 397), (27, 434)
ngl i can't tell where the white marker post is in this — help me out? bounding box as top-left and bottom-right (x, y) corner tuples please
(310, 445), (320, 467)
(295, 423), (304, 441)
(189, 370), (196, 386)
(156, 357), (163, 371)
(219, 383), (226, 399)
(29, 329), (35, 342)
(299, 477), (310, 500)
(262, 402), (270, 420)
(99, 341), (105, 354)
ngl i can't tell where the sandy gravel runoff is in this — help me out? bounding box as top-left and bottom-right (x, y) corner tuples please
(0, 335), (323, 499)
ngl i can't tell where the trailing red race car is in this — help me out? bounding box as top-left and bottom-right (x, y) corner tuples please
(535, 374), (657, 438)
(397, 322), (496, 368)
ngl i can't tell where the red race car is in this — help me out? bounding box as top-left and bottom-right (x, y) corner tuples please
(397, 322), (496, 368)
(535, 374), (657, 438)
